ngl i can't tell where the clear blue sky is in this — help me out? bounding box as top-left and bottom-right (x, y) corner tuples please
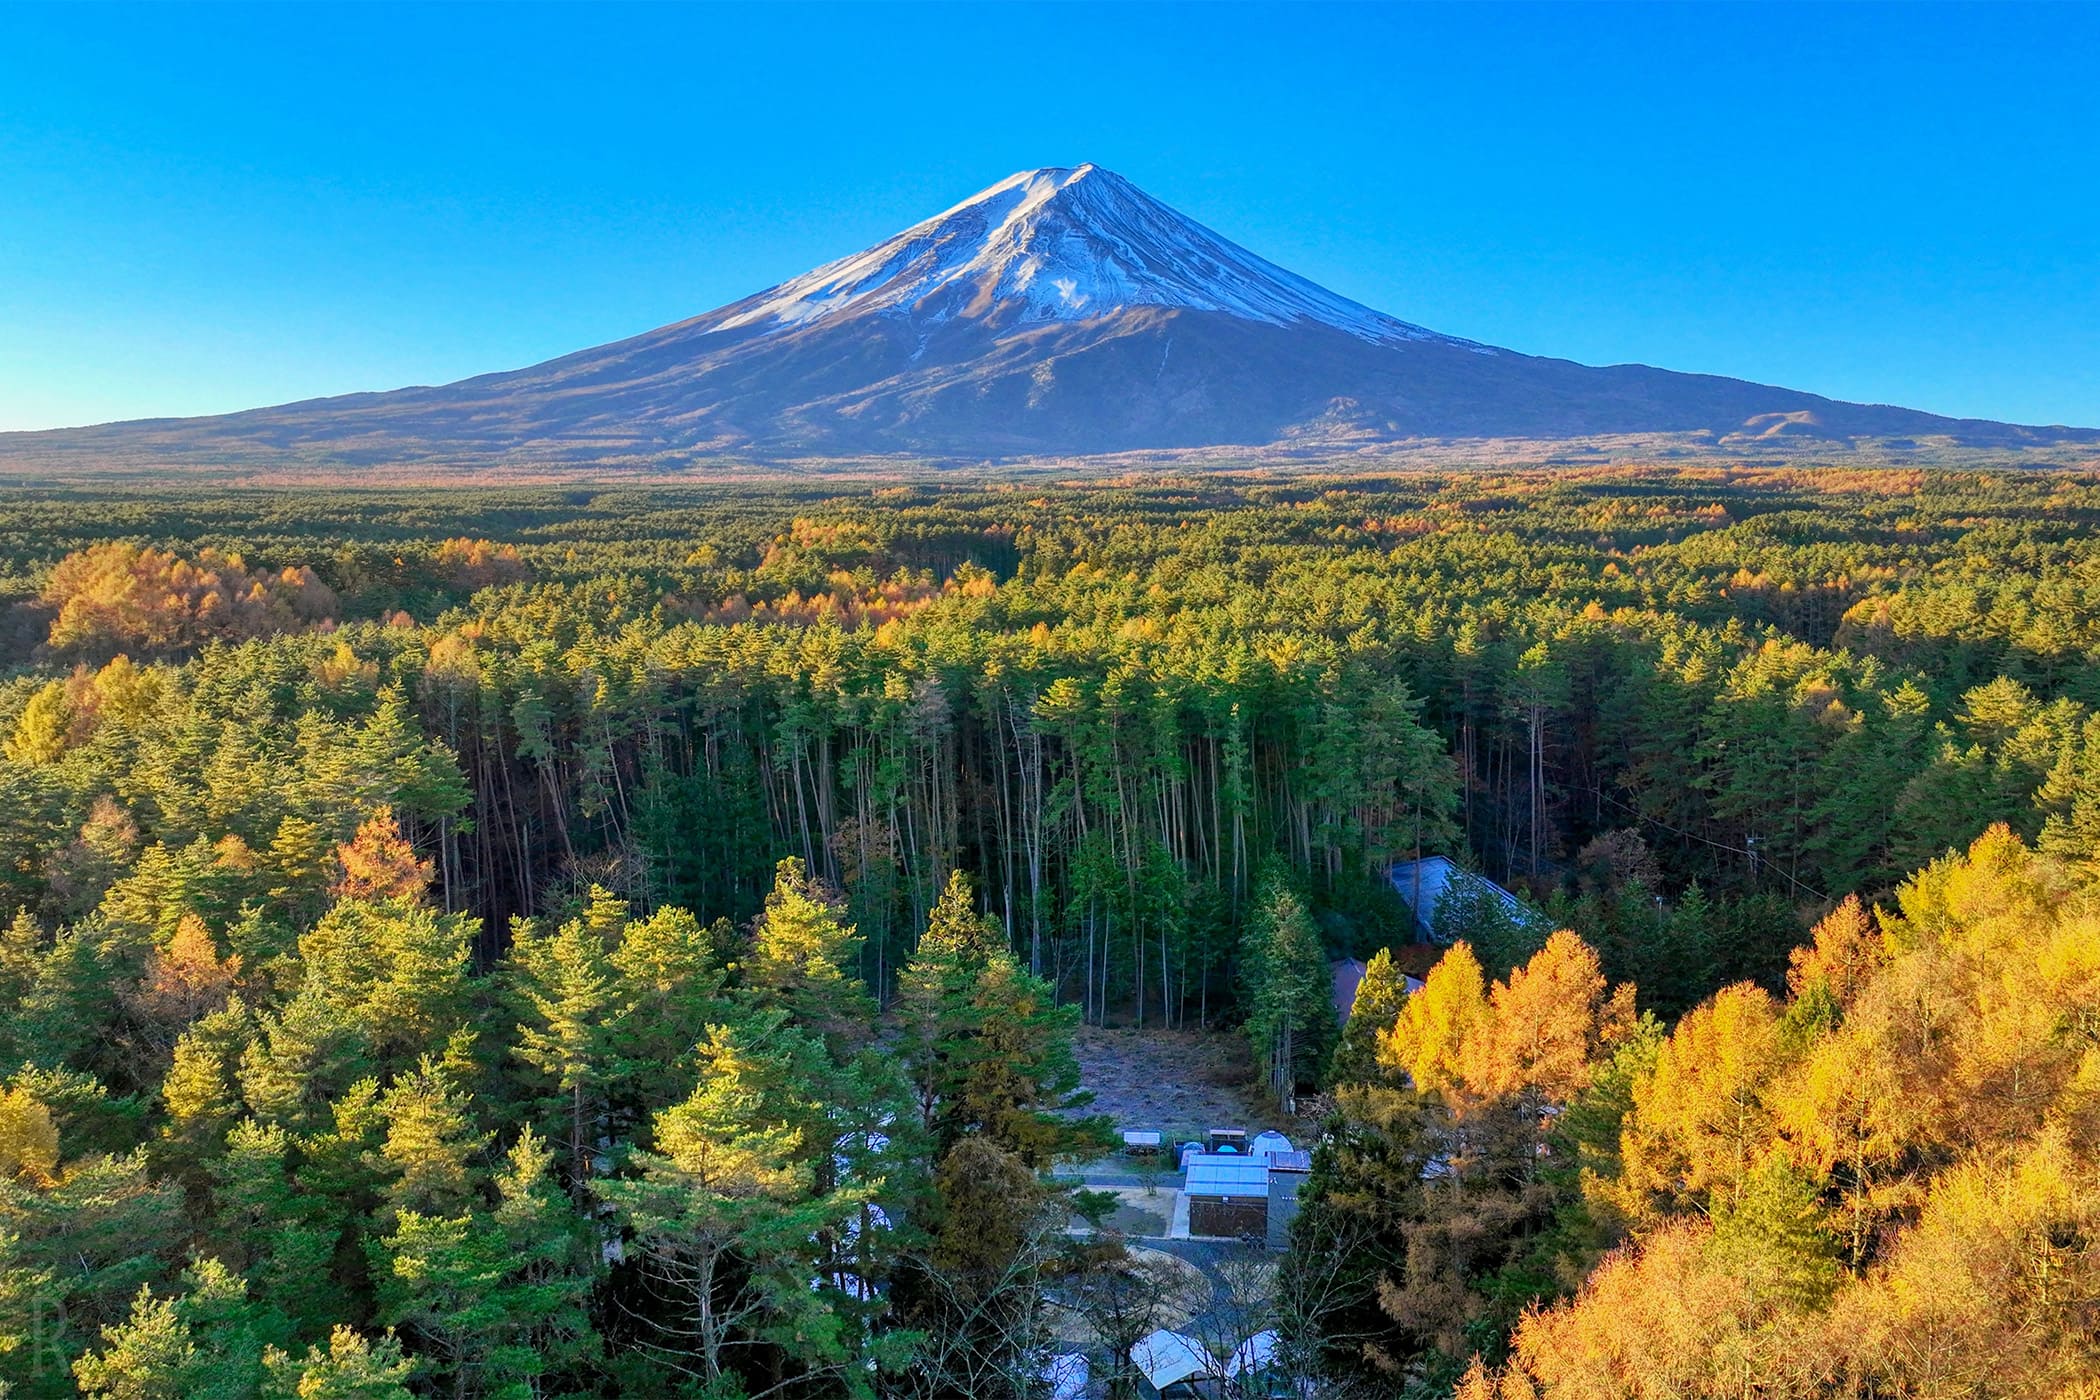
(4, 1), (2095, 432)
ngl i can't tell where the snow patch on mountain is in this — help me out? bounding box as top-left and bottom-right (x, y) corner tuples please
(709, 164), (1487, 351)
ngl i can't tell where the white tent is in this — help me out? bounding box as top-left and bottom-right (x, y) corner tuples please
(1041, 1352), (1090, 1400)
(1249, 1131), (1293, 1162)
(1227, 1329), (1279, 1378)
(1131, 1329), (1218, 1391)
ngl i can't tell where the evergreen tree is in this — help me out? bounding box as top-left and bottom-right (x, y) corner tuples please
(208, 1120), (340, 1339)
(297, 900), (472, 1073)
(1433, 869), (1542, 978)
(1239, 868), (1333, 1112)
(73, 1258), (281, 1400)
(261, 1327), (415, 1400)
(238, 988), (368, 1133)
(375, 1129), (597, 1400)
(897, 871), (1107, 1166)
(0, 1146), (186, 1381)
(483, 1127), (598, 1388)
(601, 1014), (871, 1392)
(1328, 946), (1409, 1088)
(605, 904), (731, 1126)
(1706, 1157), (1840, 1310)
(508, 896), (621, 1199)
(375, 1059), (488, 1224)
(157, 1026), (240, 1187)
(897, 871), (1001, 1139)
(747, 858), (875, 1059)
(951, 953), (1111, 1168)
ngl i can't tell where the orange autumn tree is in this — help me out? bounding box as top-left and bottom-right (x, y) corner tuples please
(0, 1084), (60, 1187)
(43, 541), (336, 657)
(331, 806), (434, 905)
(1381, 939), (1487, 1097)
(1461, 826), (2100, 1400)
(432, 537), (531, 591)
(1784, 893), (1888, 1009)
(1383, 929), (1627, 1119)
(123, 913), (242, 1056)
(1469, 930), (1627, 1109)
(1614, 981), (1785, 1222)
(1308, 929), (1640, 1373)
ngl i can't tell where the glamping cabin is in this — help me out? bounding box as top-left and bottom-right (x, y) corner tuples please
(1388, 855), (1549, 946)
(1330, 956), (1368, 1024)
(1228, 1331), (1289, 1397)
(1130, 1329), (1219, 1398)
(1265, 1150), (1312, 1250)
(1180, 1135), (1310, 1245)
(1128, 1329), (1287, 1399)
(1121, 1128), (1164, 1157)
(1183, 1152), (1272, 1239)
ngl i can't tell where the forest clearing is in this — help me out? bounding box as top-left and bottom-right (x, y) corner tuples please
(1066, 1027), (1290, 1145)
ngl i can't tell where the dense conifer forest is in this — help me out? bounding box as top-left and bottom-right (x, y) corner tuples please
(1, 466), (2095, 1397)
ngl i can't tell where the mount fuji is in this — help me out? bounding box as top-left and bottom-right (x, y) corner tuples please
(701, 165), (1472, 350)
(5, 164), (2091, 470)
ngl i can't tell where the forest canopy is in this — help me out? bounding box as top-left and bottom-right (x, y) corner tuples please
(1293, 826), (2100, 1398)
(0, 467), (2096, 1397)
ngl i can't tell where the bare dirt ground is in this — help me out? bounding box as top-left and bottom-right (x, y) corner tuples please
(1069, 1185), (1175, 1238)
(1067, 1027), (1292, 1144)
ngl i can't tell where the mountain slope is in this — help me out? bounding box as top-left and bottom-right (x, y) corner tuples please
(701, 165), (1471, 347)
(4, 164), (2092, 469)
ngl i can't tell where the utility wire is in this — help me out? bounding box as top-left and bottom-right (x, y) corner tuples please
(1593, 788), (1832, 904)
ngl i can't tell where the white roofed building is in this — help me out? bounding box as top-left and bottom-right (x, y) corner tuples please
(1185, 1152), (1273, 1240)
(1131, 1329), (1220, 1397)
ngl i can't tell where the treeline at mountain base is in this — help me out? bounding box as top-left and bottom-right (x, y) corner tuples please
(0, 467), (2095, 1397)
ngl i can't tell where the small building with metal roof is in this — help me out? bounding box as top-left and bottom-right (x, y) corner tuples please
(1130, 1328), (1218, 1397)
(1265, 1150), (1312, 1250)
(1183, 1151), (1271, 1239)
(1389, 856), (1549, 946)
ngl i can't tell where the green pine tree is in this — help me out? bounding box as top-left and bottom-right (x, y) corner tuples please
(897, 871), (1108, 1167)
(261, 1327), (415, 1400)
(1240, 868), (1334, 1112)
(601, 1014), (869, 1391)
(508, 902), (621, 1200)
(1329, 947), (1409, 1088)
(73, 1258), (280, 1400)
(747, 858), (874, 1059)
(605, 904), (730, 1125)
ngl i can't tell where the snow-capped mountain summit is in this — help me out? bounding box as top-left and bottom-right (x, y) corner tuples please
(4, 165), (2089, 471)
(707, 164), (1476, 349)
